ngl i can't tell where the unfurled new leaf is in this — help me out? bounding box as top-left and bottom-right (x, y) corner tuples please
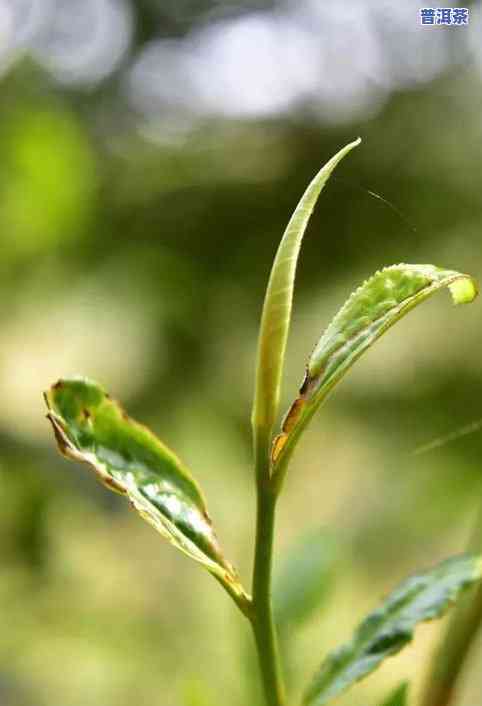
(252, 139), (361, 447)
(44, 377), (247, 601)
(303, 555), (482, 706)
(273, 264), (478, 475)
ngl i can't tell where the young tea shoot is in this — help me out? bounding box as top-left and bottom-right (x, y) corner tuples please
(44, 139), (480, 706)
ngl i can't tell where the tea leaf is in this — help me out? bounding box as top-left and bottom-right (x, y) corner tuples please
(303, 555), (482, 706)
(44, 377), (248, 603)
(273, 264), (478, 477)
(251, 139), (361, 447)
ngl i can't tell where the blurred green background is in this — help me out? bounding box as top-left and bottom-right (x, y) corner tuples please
(1, 1), (482, 705)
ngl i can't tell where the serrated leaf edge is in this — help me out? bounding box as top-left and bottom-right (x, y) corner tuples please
(272, 265), (477, 469)
(302, 555), (482, 706)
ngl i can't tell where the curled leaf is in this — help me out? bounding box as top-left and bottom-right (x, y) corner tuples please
(303, 554), (482, 706)
(44, 377), (248, 603)
(273, 264), (478, 475)
(251, 139), (361, 448)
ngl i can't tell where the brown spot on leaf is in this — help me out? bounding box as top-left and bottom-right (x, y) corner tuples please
(272, 433), (287, 463)
(52, 380), (63, 390)
(299, 372), (318, 400)
(271, 396), (307, 464)
(50, 422), (69, 456)
(281, 397), (305, 434)
(299, 372), (310, 396)
(46, 413), (76, 460)
(101, 475), (126, 495)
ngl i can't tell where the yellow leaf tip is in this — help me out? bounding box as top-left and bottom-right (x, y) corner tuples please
(448, 276), (478, 305)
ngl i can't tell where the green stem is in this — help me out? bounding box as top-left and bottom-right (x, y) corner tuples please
(251, 429), (286, 706)
(421, 504), (482, 706)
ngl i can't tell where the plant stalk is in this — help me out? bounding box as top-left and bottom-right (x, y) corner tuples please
(251, 428), (286, 706)
(421, 503), (482, 706)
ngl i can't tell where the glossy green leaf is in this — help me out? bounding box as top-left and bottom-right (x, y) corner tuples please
(44, 377), (248, 603)
(251, 139), (361, 442)
(273, 264), (478, 474)
(274, 529), (339, 632)
(302, 555), (482, 706)
(380, 683), (408, 706)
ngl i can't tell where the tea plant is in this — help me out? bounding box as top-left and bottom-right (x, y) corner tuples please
(44, 139), (481, 706)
